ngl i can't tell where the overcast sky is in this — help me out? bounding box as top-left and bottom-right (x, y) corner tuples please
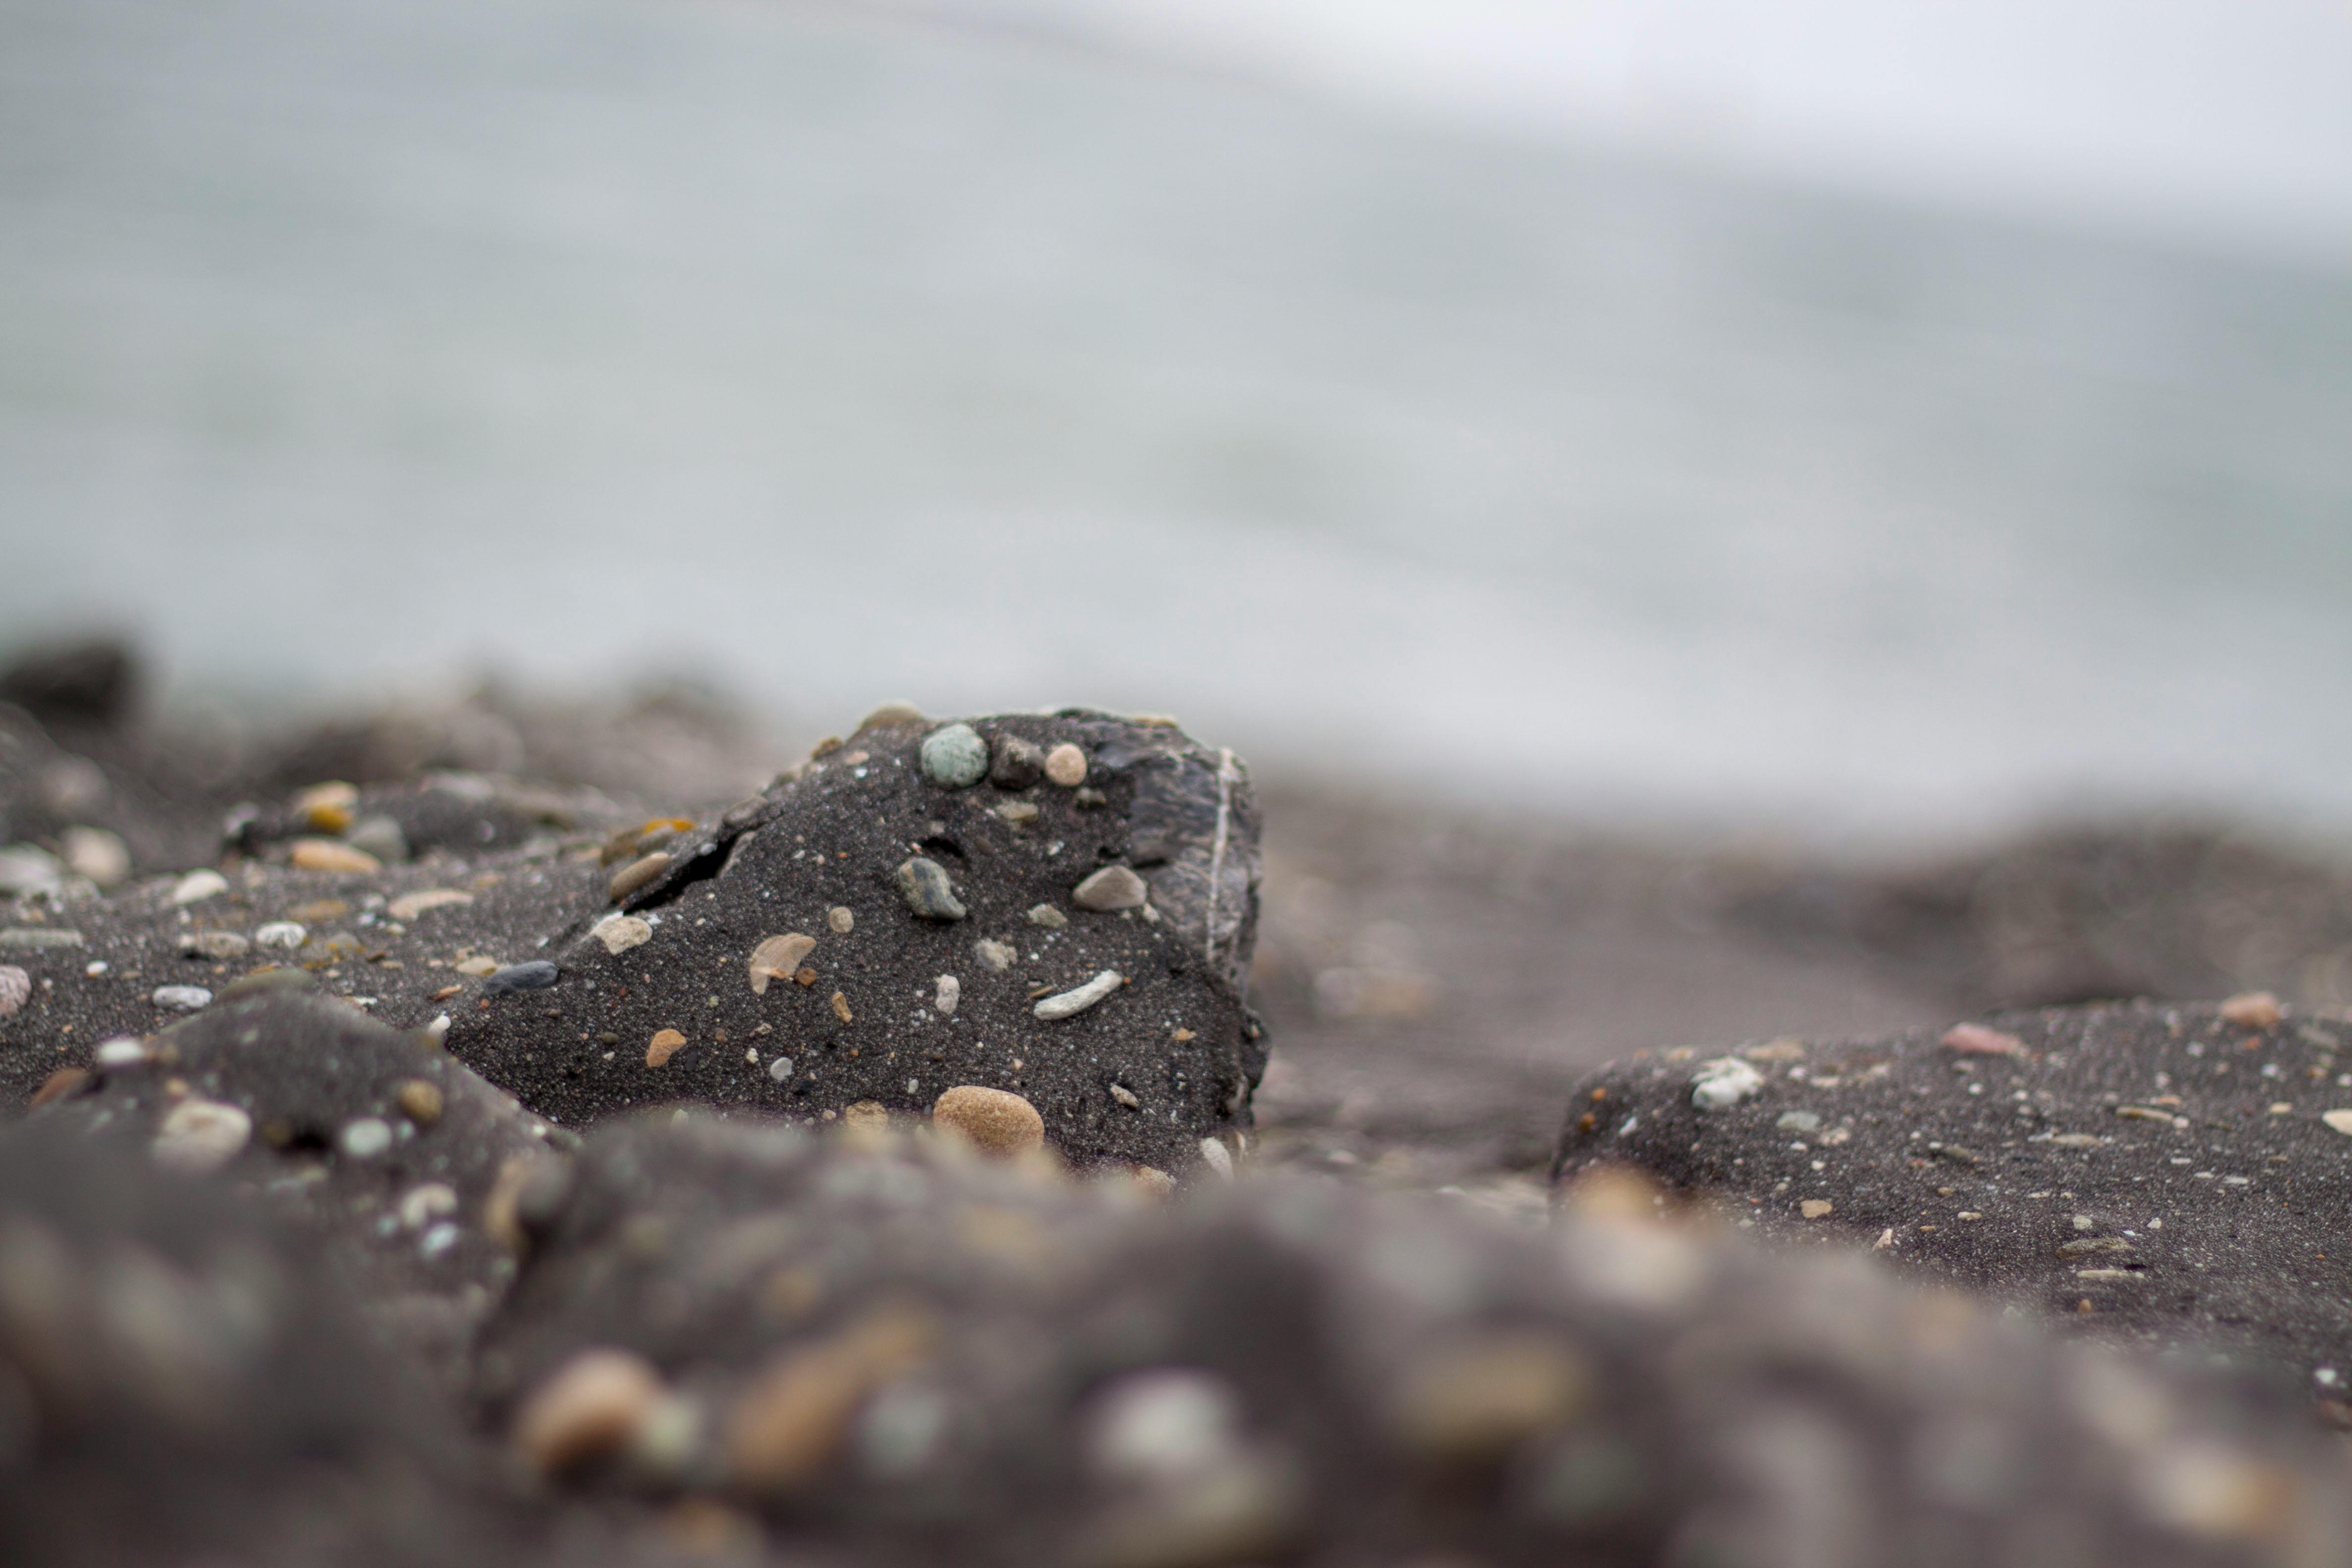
(908, 0), (2352, 257)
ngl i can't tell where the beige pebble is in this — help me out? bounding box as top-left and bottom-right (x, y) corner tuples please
(725, 1308), (933, 1492)
(1130, 1166), (1176, 1198)
(1034, 969), (1124, 1021)
(0, 964), (27, 1019)
(1072, 864), (1149, 912)
(793, 967), (817, 987)
(388, 888), (473, 922)
(151, 1096), (252, 1175)
(992, 800), (1039, 826)
(857, 700), (927, 731)
(292, 781), (360, 831)
(647, 1029), (688, 1068)
(29, 1067), (86, 1108)
(1800, 1199), (1834, 1219)
(456, 955), (500, 978)
(1108, 1083), (1140, 1110)
(171, 868), (230, 905)
(513, 1348), (665, 1475)
(608, 852), (671, 903)
(843, 1100), (889, 1131)
(60, 827), (130, 887)
(290, 838), (381, 875)
(831, 991), (853, 1024)
(396, 1078), (444, 1127)
(1043, 743), (1087, 787)
(748, 933), (816, 995)
(2219, 991), (2282, 1029)
(2322, 1110), (2352, 1136)
(827, 906), (854, 934)
(1026, 904), (1068, 930)
(933, 974), (960, 1015)
(1389, 1333), (1588, 1463)
(1941, 1023), (2023, 1056)
(592, 914), (653, 955)
(974, 938), (1016, 972)
(931, 1085), (1045, 1157)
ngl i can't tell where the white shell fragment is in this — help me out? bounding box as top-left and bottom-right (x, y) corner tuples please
(747, 932), (816, 994)
(1033, 970), (1124, 1022)
(1690, 1057), (1764, 1112)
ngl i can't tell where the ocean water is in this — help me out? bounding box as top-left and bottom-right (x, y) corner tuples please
(2, 0), (2350, 840)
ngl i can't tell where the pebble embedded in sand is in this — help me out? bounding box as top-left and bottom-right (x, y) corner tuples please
(151, 1096), (250, 1174)
(1801, 1199), (1834, 1219)
(1043, 743), (1087, 787)
(1034, 970), (1123, 1021)
(1941, 1023), (2024, 1056)
(340, 1118), (393, 1159)
(290, 838), (381, 875)
(858, 700), (926, 731)
(0, 965), (28, 1019)
(1109, 1083), (1140, 1109)
(485, 961), (560, 995)
(647, 1029), (688, 1067)
(1072, 865), (1148, 912)
(749, 933), (816, 995)
(2220, 992), (2282, 1029)
(151, 984), (212, 1012)
(513, 1348), (666, 1475)
(171, 868), (229, 905)
(896, 857), (966, 921)
(933, 974), (959, 1016)
(1689, 1058), (1762, 1110)
(60, 826), (129, 887)
(2323, 1111), (2352, 1136)
(593, 914), (653, 955)
(389, 888), (473, 922)
(180, 931), (249, 960)
(254, 921), (306, 950)
(990, 735), (1044, 788)
(1388, 1335), (1588, 1463)
(831, 992), (853, 1024)
(1027, 904), (1067, 930)
(456, 956), (500, 978)
(397, 1079), (444, 1127)
(919, 723), (988, 788)
(974, 938), (1015, 972)
(1197, 1138), (1235, 1179)
(292, 781), (359, 833)
(609, 852), (671, 902)
(828, 906), (854, 934)
(931, 1085), (1044, 1156)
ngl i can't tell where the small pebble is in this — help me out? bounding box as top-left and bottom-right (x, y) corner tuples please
(1198, 1138), (1235, 1179)
(858, 700), (927, 731)
(1073, 785), (1107, 808)
(1132, 1167), (1176, 1197)
(1942, 1023), (2024, 1056)
(931, 1085), (1044, 1156)
(843, 1101), (889, 1132)
(831, 991), (853, 1024)
(254, 921), (307, 950)
(513, 1349), (666, 1475)
(1088, 1370), (1240, 1483)
(991, 800), (1039, 826)
(180, 931), (250, 960)
(340, 1118), (394, 1159)
(1689, 1058), (1763, 1110)
(397, 1078), (445, 1127)
(895, 857), (966, 921)
(344, 814), (409, 864)
(399, 1183), (460, 1229)
(647, 1029), (688, 1068)
(290, 838), (382, 875)
(1800, 1199), (1834, 1219)
(151, 984), (212, 1012)
(389, 888), (473, 921)
(609, 852), (671, 902)
(748, 933), (817, 995)
(989, 735), (1044, 788)
(29, 1068), (87, 1108)
(2322, 1110), (2352, 1136)
(456, 955), (500, 978)
(1034, 969), (1124, 1021)
(152, 1097), (252, 1174)
(767, 1056), (794, 1083)
(293, 781), (359, 831)
(725, 1310), (932, 1492)
(1072, 864), (1148, 912)
(94, 1037), (147, 1068)
(828, 906), (854, 934)
(171, 869), (230, 905)
(919, 723), (988, 788)
(2220, 991), (2283, 1029)
(1026, 904), (1067, 930)
(60, 826), (130, 887)
(933, 974), (960, 1016)
(974, 938), (1015, 972)
(0, 965), (28, 1019)
(1043, 743), (1087, 787)
(1389, 1335), (1588, 1462)
(1109, 1083), (1140, 1109)
(0, 927), (81, 950)
(1775, 1110), (1820, 1132)
(485, 961), (560, 995)
(593, 914), (653, 955)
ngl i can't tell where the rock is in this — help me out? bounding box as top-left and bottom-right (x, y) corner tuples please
(858, 700), (927, 731)
(344, 813), (410, 865)
(254, 920), (306, 949)
(180, 930), (250, 960)
(990, 735), (1044, 788)
(0, 637), (137, 727)
(1044, 742), (1088, 787)
(389, 888), (474, 921)
(59, 826), (130, 887)
(483, 961), (560, 996)
(171, 868), (229, 905)
(151, 984), (212, 1012)
(1035, 969), (1125, 1022)
(0, 843), (64, 897)
(828, 905), (855, 933)
(1555, 999), (2352, 1406)
(1687, 1057), (1761, 1110)
(919, 723), (989, 788)
(0, 965), (27, 1019)
(608, 851), (671, 901)
(591, 913), (652, 954)
(1073, 863), (1149, 912)
(646, 1029), (688, 1068)
(1943, 1022), (2025, 1055)
(896, 856), (967, 921)
(455, 955), (500, 978)
(748, 932), (816, 994)
(934, 974), (960, 1016)
(1028, 903), (1069, 930)
(512, 1348), (665, 1475)
(2221, 991), (2284, 1029)
(398, 1078), (445, 1127)
(931, 1084), (1045, 1156)
(289, 838), (381, 875)
(0, 927), (81, 951)
(974, 937), (1015, 972)
(150, 1096), (252, 1174)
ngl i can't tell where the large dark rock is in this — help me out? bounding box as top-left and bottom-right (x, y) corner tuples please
(1553, 999), (2352, 1410)
(474, 1114), (2352, 1568)
(0, 638), (138, 732)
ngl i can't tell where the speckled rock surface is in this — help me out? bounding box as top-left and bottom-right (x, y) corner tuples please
(0, 1125), (510, 1568)
(28, 986), (569, 1385)
(474, 1116), (2352, 1568)
(1554, 1000), (2352, 1409)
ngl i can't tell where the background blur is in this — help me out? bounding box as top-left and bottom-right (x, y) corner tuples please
(4, 0), (2350, 841)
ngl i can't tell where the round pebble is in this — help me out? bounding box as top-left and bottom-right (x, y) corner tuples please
(1043, 743), (1087, 787)
(609, 852), (671, 902)
(592, 914), (653, 955)
(171, 868), (229, 905)
(767, 1055), (795, 1083)
(60, 826), (130, 887)
(151, 984), (212, 1012)
(748, 933), (817, 995)
(1072, 864), (1149, 912)
(93, 1038), (147, 1068)
(0, 965), (28, 1019)
(290, 838), (382, 875)
(254, 921), (307, 950)
(485, 960), (561, 996)
(858, 700), (927, 731)
(513, 1348), (666, 1475)
(828, 906), (854, 934)
(151, 1097), (252, 1175)
(340, 1118), (394, 1159)
(344, 814), (409, 864)
(931, 1085), (1045, 1157)
(647, 1029), (688, 1068)
(896, 857), (967, 921)
(919, 723), (988, 788)
(397, 1078), (445, 1127)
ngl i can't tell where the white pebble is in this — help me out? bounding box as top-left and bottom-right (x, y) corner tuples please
(254, 921), (306, 950)
(171, 869), (229, 905)
(424, 1012), (451, 1043)
(767, 1056), (794, 1083)
(152, 1097), (251, 1175)
(151, 984), (212, 1012)
(974, 938), (1015, 973)
(592, 914), (653, 955)
(419, 1222), (460, 1259)
(1034, 969), (1124, 1022)
(340, 1118), (394, 1159)
(399, 1182), (460, 1228)
(1198, 1138), (1235, 1179)
(83, 960), (108, 977)
(1689, 1057), (1763, 1111)
(94, 1037), (147, 1068)
(934, 974), (960, 1016)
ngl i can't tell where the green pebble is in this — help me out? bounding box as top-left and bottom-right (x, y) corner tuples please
(920, 723), (988, 789)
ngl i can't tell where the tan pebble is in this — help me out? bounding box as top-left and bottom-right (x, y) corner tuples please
(28, 1067), (88, 1108)
(1071, 864), (1148, 912)
(431, 984), (462, 1001)
(931, 1085), (1045, 1157)
(2321, 1110), (2352, 1136)
(974, 938), (1015, 972)
(592, 914), (653, 955)
(293, 781), (359, 834)
(608, 852), (671, 903)
(827, 906), (854, 934)
(1171, 1027), (1196, 1042)
(646, 1029), (688, 1068)
(843, 1100), (889, 1131)
(2219, 991), (2282, 1030)
(151, 1097), (252, 1175)
(1108, 1083), (1140, 1109)
(748, 933), (816, 995)
(388, 888), (473, 922)
(1130, 1166), (1176, 1198)
(725, 1308), (933, 1491)
(808, 736), (842, 759)
(60, 827), (130, 887)
(1941, 1023), (2024, 1056)
(1800, 1199), (1834, 1219)
(290, 838), (382, 875)
(484, 1154), (554, 1252)
(1026, 903), (1068, 930)
(831, 991), (853, 1024)
(857, 700), (927, 731)
(512, 1348), (665, 1475)
(456, 956), (499, 978)
(1745, 1037), (1806, 1062)
(794, 967), (817, 987)
(396, 1078), (444, 1127)
(289, 898), (349, 923)
(0, 964), (27, 1018)
(1043, 743), (1087, 787)
(1390, 1333), (1588, 1462)
(662, 1500), (763, 1557)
